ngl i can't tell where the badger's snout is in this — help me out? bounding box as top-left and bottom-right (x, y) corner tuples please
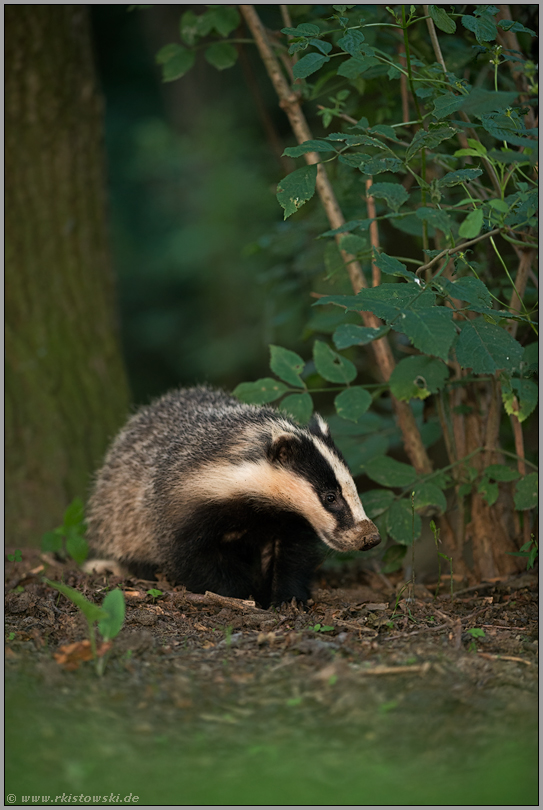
(331, 518), (381, 552)
(355, 518), (381, 550)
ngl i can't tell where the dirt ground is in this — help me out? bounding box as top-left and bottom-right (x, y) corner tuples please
(5, 547), (539, 805)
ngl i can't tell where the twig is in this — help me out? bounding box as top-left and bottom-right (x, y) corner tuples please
(423, 6), (447, 73)
(415, 229), (501, 276)
(239, 5), (433, 476)
(358, 662), (431, 676)
(365, 179), (380, 286)
(183, 591), (267, 613)
(478, 652), (532, 666)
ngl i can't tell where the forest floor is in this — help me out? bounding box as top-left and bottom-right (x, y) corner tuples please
(5, 548), (539, 806)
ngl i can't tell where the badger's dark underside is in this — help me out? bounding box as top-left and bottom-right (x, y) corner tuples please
(121, 500), (326, 609)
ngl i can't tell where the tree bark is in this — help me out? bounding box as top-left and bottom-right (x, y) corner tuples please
(5, 5), (130, 546)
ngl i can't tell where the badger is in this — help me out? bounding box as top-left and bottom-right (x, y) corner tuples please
(85, 386), (380, 608)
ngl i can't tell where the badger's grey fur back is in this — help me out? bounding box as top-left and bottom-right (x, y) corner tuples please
(86, 386), (380, 607)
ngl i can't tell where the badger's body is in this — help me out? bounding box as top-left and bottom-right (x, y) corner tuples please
(86, 386), (380, 607)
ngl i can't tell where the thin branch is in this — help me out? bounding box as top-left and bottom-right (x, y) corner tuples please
(507, 248), (535, 338)
(423, 5), (447, 73)
(365, 179), (380, 287)
(415, 229), (501, 277)
(238, 4), (433, 475)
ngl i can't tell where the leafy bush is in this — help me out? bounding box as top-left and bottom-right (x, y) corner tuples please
(151, 4), (538, 579)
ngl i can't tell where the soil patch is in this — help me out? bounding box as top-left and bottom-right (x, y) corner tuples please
(5, 549), (539, 805)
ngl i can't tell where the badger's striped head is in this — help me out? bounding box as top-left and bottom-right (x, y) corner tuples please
(264, 413), (381, 552)
(184, 412), (380, 553)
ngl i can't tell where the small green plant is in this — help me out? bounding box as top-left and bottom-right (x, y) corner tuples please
(41, 497), (89, 566)
(466, 627), (486, 652)
(224, 625), (234, 647)
(147, 588), (164, 603)
(391, 582), (416, 622)
(7, 632), (16, 641)
(308, 623), (334, 633)
(508, 535), (538, 570)
(43, 578), (125, 676)
(431, 520), (454, 601)
(7, 549), (23, 563)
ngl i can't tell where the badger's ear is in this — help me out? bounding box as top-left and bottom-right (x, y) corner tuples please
(268, 433), (301, 465)
(308, 413), (330, 438)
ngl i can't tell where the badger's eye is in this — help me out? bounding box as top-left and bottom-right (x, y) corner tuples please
(325, 493), (337, 504)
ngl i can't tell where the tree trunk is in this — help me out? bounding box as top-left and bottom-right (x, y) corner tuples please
(5, 5), (130, 546)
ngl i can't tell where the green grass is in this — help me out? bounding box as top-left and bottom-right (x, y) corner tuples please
(6, 673), (538, 805)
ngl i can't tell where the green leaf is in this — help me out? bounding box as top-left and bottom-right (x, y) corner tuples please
(66, 529), (89, 566)
(362, 157), (404, 175)
(431, 93), (464, 120)
(233, 378), (289, 405)
(365, 456), (418, 488)
(206, 5), (240, 37)
(498, 19), (536, 36)
(279, 393), (313, 424)
(160, 47), (195, 81)
(458, 208), (483, 239)
(455, 319), (524, 374)
(439, 277), (492, 308)
(337, 29), (366, 56)
(389, 356), (449, 401)
(334, 387), (372, 422)
(205, 42), (238, 71)
(361, 488), (395, 518)
(292, 52), (330, 79)
(437, 168), (484, 187)
(44, 579), (107, 625)
(277, 164), (318, 219)
(466, 627), (486, 639)
(502, 378), (538, 423)
(41, 529), (64, 555)
(428, 5), (456, 33)
(374, 252), (415, 281)
(64, 497), (85, 528)
(485, 464), (520, 483)
(386, 500), (422, 545)
(406, 126), (455, 161)
(478, 478), (499, 506)
(367, 182), (409, 212)
(98, 589), (126, 641)
(310, 38), (333, 56)
(459, 88), (520, 117)
(156, 43), (184, 64)
(337, 56), (379, 78)
(339, 234), (368, 255)
(461, 12), (497, 44)
(399, 308), (456, 362)
(313, 341), (357, 384)
(412, 482), (447, 513)
(317, 283), (435, 323)
(415, 207), (452, 234)
(180, 10), (212, 45)
(382, 543), (408, 573)
(333, 324), (390, 349)
(281, 23), (321, 37)
(270, 345), (305, 389)
(283, 140), (336, 157)
(343, 434), (390, 475)
(514, 473), (538, 511)
(482, 114), (539, 148)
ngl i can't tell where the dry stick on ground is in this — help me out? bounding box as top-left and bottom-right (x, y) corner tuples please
(239, 4), (432, 475)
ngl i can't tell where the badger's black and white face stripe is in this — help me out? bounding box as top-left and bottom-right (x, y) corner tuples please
(181, 414), (380, 553)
